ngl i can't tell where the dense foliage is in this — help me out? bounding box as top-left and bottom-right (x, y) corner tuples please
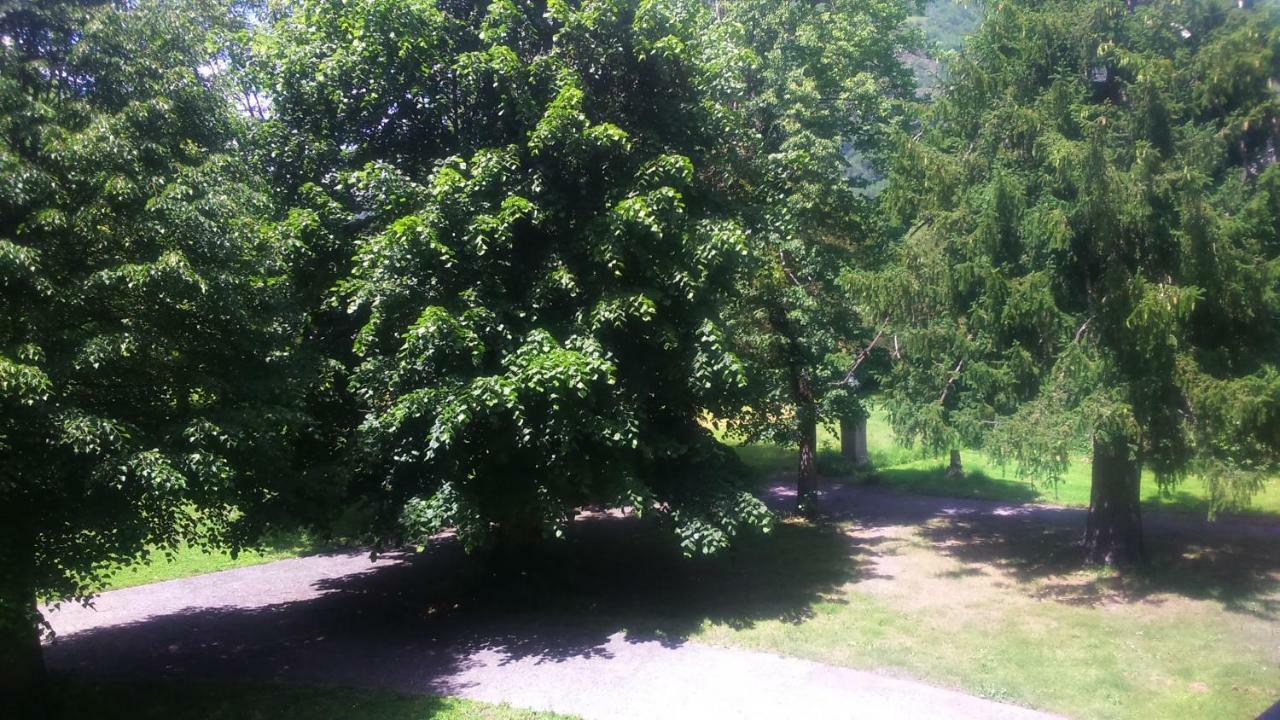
(875, 0), (1280, 563)
(260, 0), (771, 555)
(0, 0), (291, 702)
(8, 0), (1280, 710)
(716, 0), (920, 508)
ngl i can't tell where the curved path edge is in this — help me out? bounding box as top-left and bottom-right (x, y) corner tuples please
(42, 489), (1071, 720)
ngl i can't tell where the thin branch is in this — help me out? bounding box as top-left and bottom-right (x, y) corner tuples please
(938, 358), (964, 405)
(778, 249), (804, 289)
(1073, 317), (1092, 343)
(838, 317), (890, 386)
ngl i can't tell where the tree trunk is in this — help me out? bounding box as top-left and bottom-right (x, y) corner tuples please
(1083, 436), (1145, 566)
(0, 526), (46, 717)
(839, 415), (870, 467)
(946, 449), (964, 479)
(796, 372), (818, 515)
(797, 408), (818, 515)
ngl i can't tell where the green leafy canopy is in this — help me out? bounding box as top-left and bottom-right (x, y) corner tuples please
(0, 0), (293, 616)
(261, 0), (773, 555)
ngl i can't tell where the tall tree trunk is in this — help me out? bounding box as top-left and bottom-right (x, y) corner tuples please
(839, 415), (870, 467)
(855, 416), (869, 466)
(0, 524), (45, 717)
(796, 375), (818, 515)
(946, 448), (964, 479)
(1084, 436), (1145, 566)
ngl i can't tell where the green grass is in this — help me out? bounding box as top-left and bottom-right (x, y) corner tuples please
(53, 677), (575, 719)
(875, 452), (1280, 515)
(728, 407), (1280, 517)
(693, 537), (1279, 719)
(102, 530), (328, 591)
(705, 408), (1280, 718)
(686, 512), (1280, 720)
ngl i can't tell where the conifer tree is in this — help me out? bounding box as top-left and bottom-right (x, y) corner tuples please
(876, 0), (1280, 564)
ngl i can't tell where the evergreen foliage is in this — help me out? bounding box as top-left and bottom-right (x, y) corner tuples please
(873, 0), (1280, 563)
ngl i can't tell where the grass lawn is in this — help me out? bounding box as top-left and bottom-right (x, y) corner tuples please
(54, 677), (575, 720)
(686, 514), (1280, 720)
(697, 412), (1280, 718)
(728, 408), (1280, 517)
(101, 530), (331, 592)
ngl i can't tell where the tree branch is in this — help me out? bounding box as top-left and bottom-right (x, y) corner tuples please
(838, 317), (889, 386)
(939, 358), (964, 405)
(778, 249), (804, 289)
(1073, 317), (1092, 343)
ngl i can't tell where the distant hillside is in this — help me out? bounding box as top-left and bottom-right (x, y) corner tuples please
(915, 0), (982, 52)
(845, 1), (983, 190)
(906, 1), (983, 93)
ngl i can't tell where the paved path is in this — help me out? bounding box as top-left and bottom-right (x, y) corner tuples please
(46, 479), (1280, 719)
(44, 539), (1060, 720)
(45, 479), (1280, 719)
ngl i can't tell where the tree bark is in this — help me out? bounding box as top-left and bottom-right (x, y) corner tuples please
(796, 374), (818, 515)
(1083, 436), (1145, 566)
(797, 408), (818, 515)
(0, 525), (46, 717)
(855, 419), (869, 466)
(840, 415), (870, 467)
(946, 449), (964, 479)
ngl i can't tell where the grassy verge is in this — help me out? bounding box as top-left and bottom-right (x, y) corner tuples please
(101, 530), (332, 592)
(688, 514), (1280, 720)
(54, 677), (575, 720)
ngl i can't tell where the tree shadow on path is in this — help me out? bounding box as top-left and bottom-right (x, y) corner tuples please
(46, 512), (878, 698)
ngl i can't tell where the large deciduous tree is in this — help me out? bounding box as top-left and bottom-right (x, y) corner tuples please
(260, 0), (771, 556)
(0, 0), (289, 706)
(714, 0), (921, 512)
(877, 0), (1280, 564)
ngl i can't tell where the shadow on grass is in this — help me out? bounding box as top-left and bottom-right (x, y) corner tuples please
(47, 513), (879, 703)
(911, 503), (1280, 619)
(1139, 487), (1280, 520)
(861, 467), (1043, 504)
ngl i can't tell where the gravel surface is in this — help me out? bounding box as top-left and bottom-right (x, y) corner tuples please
(52, 481), (1237, 720)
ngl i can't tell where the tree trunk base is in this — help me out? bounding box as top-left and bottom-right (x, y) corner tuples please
(1, 534), (46, 718)
(946, 449), (964, 480)
(1083, 437), (1145, 567)
(840, 415), (870, 468)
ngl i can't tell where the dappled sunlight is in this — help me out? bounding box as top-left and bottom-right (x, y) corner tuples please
(911, 505), (1280, 619)
(47, 512), (881, 692)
